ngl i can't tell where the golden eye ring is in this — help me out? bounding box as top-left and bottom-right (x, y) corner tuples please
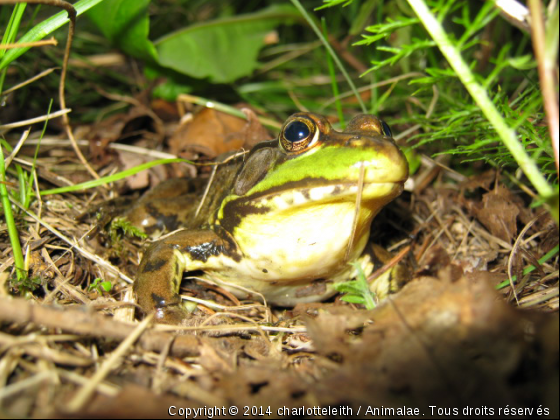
(279, 117), (319, 153)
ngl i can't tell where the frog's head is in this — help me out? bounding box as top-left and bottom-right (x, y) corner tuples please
(218, 111), (408, 226)
(215, 112), (408, 277)
(206, 111), (408, 297)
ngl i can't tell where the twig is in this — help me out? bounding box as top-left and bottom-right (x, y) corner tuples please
(0, 37), (57, 50)
(507, 217), (539, 304)
(1, 67), (58, 96)
(345, 162), (365, 262)
(0, 108), (71, 131)
(65, 313), (155, 412)
(0, 296), (202, 357)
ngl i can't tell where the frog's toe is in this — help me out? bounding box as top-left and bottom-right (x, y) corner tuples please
(154, 304), (191, 325)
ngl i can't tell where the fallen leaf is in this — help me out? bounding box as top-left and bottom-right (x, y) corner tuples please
(168, 107), (270, 159)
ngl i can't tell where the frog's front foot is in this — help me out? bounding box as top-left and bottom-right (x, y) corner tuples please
(134, 240), (187, 324)
(133, 229), (226, 324)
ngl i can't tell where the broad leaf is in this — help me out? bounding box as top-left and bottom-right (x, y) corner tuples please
(87, 0), (157, 62)
(154, 4), (300, 83)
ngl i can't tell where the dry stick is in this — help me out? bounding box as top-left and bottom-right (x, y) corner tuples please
(54, 1), (100, 180)
(345, 162), (365, 262)
(0, 108), (70, 131)
(0, 371), (54, 402)
(367, 244), (412, 284)
(195, 164), (218, 218)
(194, 150), (249, 218)
(1, 67), (58, 96)
(65, 313), (155, 412)
(4, 128), (30, 168)
(0, 296), (202, 358)
(507, 217), (538, 304)
(1, 38), (57, 49)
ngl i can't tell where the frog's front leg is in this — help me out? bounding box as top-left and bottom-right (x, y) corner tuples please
(134, 229), (233, 324)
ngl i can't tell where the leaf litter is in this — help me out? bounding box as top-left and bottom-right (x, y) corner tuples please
(0, 102), (558, 417)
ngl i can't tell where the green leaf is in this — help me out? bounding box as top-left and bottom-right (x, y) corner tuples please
(151, 78), (193, 101)
(89, 278), (113, 293)
(402, 146), (421, 175)
(154, 4), (300, 83)
(340, 295), (366, 304)
(507, 55), (535, 70)
(333, 283), (362, 294)
(87, 0), (157, 62)
(315, 0), (354, 10)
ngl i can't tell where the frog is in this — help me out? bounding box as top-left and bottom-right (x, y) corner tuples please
(129, 112), (409, 324)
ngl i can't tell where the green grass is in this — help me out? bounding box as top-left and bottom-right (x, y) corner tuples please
(0, 145), (25, 282)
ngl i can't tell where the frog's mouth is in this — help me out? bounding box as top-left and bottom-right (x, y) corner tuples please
(254, 180), (405, 212)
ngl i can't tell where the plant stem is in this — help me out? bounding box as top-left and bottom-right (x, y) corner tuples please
(0, 0), (104, 71)
(407, 0), (556, 208)
(528, 0), (559, 177)
(322, 19), (345, 126)
(0, 3), (27, 93)
(0, 146), (25, 280)
(290, 0), (367, 113)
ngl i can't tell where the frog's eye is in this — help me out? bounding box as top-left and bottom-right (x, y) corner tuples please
(381, 120), (392, 138)
(280, 117), (319, 153)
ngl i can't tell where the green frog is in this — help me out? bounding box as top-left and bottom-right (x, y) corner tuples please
(129, 112), (408, 323)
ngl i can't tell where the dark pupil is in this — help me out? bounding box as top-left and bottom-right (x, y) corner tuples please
(284, 121), (310, 142)
(381, 120), (392, 137)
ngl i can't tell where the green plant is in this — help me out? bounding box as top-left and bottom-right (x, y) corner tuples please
(108, 218), (147, 243)
(333, 262), (377, 310)
(0, 145), (26, 282)
(88, 277), (113, 294)
(86, 0), (302, 84)
(0, 2), (26, 93)
(0, 0), (105, 73)
(321, 0), (558, 221)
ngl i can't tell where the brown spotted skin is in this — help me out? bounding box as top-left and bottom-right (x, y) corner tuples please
(134, 229), (236, 323)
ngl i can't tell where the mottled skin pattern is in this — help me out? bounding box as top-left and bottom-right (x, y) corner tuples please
(135, 230), (236, 323)
(131, 113), (408, 324)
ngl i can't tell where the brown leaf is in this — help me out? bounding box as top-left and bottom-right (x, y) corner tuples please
(198, 338), (239, 374)
(312, 272), (558, 409)
(475, 185), (520, 242)
(87, 104), (165, 165)
(304, 305), (375, 358)
(168, 107), (270, 159)
(461, 169), (496, 191)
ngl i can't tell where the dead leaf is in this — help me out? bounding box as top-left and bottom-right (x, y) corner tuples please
(168, 107), (270, 159)
(475, 185), (520, 242)
(310, 272), (558, 410)
(87, 104), (164, 165)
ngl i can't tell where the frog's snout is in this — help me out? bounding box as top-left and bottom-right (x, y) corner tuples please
(347, 136), (409, 184)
